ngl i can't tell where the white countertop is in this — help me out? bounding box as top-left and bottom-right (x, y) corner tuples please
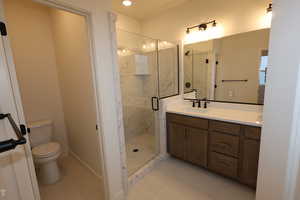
(166, 101), (263, 127)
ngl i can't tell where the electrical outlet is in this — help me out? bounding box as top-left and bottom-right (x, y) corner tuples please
(228, 90), (234, 97)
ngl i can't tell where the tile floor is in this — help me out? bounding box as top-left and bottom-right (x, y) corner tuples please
(128, 157), (256, 200)
(39, 155), (104, 200)
(126, 133), (157, 175)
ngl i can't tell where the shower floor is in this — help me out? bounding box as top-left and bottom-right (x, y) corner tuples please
(126, 133), (157, 175)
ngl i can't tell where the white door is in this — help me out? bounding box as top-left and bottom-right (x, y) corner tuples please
(0, 18), (39, 200)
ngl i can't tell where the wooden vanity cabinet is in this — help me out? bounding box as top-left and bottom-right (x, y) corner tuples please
(167, 113), (208, 167)
(168, 122), (186, 160)
(167, 112), (261, 188)
(240, 126), (261, 187)
(186, 127), (208, 167)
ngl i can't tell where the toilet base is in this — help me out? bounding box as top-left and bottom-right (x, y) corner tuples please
(38, 160), (61, 184)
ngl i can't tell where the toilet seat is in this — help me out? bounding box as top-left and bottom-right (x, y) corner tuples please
(32, 142), (61, 158)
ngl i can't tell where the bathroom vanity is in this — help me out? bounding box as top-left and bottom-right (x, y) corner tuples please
(166, 103), (262, 188)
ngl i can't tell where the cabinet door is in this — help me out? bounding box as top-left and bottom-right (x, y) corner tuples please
(168, 122), (186, 160)
(186, 127), (208, 167)
(240, 139), (260, 187)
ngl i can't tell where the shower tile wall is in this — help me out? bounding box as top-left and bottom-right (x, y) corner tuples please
(119, 47), (178, 142)
(118, 53), (157, 142)
(117, 30), (179, 175)
(158, 47), (179, 98)
(118, 51), (158, 175)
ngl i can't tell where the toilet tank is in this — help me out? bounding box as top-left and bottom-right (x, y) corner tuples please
(28, 120), (53, 148)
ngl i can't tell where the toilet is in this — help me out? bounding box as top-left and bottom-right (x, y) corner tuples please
(28, 120), (62, 184)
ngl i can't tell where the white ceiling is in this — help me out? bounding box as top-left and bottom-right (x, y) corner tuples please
(112, 0), (191, 21)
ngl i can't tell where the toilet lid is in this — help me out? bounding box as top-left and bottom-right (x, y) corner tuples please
(32, 142), (61, 158)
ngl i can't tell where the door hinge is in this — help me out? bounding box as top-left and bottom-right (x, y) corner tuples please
(0, 22), (7, 36)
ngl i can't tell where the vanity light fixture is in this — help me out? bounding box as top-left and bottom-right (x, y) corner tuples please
(198, 23), (207, 31)
(212, 20), (217, 27)
(122, 0), (132, 7)
(186, 20), (217, 34)
(267, 3), (272, 13)
(264, 3), (273, 27)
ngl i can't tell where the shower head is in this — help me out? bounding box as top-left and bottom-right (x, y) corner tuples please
(185, 50), (191, 56)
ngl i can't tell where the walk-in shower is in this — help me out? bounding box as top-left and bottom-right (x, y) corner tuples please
(116, 29), (179, 175)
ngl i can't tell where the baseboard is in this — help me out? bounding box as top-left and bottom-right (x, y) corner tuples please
(69, 151), (103, 180)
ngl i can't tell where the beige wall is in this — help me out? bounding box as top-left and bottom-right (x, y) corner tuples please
(52, 0), (126, 198)
(215, 29), (270, 103)
(141, 0), (270, 43)
(4, 0), (102, 176)
(142, 0), (270, 41)
(3, 0), (69, 154)
(5, 0), (127, 198)
(50, 9), (102, 176)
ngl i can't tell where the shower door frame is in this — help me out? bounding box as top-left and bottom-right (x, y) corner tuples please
(114, 27), (162, 174)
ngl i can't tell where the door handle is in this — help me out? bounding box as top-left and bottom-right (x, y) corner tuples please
(151, 97), (159, 111)
(0, 113), (27, 153)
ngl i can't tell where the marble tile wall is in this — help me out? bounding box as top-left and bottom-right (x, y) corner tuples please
(118, 53), (157, 141)
(118, 46), (179, 141)
(158, 47), (179, 98)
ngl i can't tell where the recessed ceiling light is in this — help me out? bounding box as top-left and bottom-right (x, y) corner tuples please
(122, 0), (132, 7)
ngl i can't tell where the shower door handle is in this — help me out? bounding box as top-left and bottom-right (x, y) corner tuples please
(0, 113), (27, 153)
(151, 97), (159, 111)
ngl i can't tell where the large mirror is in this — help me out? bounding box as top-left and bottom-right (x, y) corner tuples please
(184, 28), (270, 104)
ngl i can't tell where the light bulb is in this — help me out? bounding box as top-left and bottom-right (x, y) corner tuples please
(266, 11), (272, 25)
(122, 0), (132, 7)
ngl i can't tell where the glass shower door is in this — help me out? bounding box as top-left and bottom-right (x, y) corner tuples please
(116, 30), (160, 175)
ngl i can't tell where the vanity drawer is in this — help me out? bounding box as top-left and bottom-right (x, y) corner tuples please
(244, 126), (261, 140)
(210, 120), (241, 135)
(209, 152), (238, 179)
(210, 131), (239, 157)
(167, 113), (209, 130)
